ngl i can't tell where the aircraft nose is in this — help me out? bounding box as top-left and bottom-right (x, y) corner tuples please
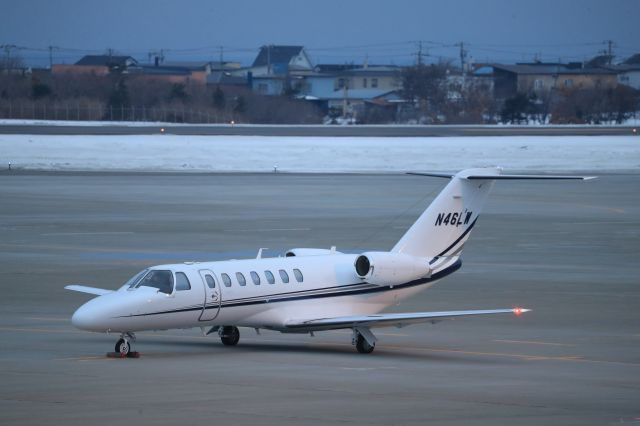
(72, 302), (105, 332)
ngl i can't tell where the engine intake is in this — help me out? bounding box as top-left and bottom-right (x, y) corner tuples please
(355, 252), (431, 287)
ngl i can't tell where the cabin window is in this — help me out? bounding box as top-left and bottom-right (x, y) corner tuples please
(363, 78), (368, 88)
(279, 269), (290, 283)
(221, 273), (232, 287)
(236, 272), (247, 286)
(250, 271), (260, 285)
(204, 274), (215, 288)
(265, 270), (275, 284)
(175, 272), (191, 291)
(136, 270), (173, 294)
(371, 78), (378, 88)
(293, 269), (303, 283)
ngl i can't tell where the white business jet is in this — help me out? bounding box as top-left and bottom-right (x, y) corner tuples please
(66, 167), (594, 354)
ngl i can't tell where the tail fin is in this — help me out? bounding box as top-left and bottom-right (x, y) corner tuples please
(392, 168), (595, 259)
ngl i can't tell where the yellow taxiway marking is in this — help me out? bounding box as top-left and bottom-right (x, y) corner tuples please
(494, 339), (575, 347)
(225, 228), (311, 232)
(41, 232), (135, 236)
(54, 355), (116, 362)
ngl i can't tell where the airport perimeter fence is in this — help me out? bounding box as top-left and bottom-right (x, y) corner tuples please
(0, 101), (230, 124)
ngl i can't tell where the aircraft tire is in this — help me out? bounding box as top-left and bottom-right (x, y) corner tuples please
(115, 338), (130, 355)
(220, 326), (240, 346)
(355, 334), (375, 354)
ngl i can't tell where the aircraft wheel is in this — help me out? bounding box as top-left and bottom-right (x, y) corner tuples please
(355, 334), (375, 354)
(220, 326), (240, 346)
(115, 338), (130, 355)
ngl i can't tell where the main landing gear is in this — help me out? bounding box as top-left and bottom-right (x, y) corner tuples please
(109, 332), (139, 358)
(353, 327), (377, 354)
(219, 326), (240, 346)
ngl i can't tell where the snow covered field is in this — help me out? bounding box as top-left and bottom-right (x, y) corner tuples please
(0, 134), (638, 172)
(1, 118), (639, 127)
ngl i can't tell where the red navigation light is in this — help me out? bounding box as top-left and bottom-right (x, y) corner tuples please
(514, 307), (523, 316)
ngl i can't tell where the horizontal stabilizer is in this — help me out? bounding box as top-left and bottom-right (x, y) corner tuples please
(407, 172), (454, 178)
(64, 285), (113, 296)
(408, 171), (596, 180)
(286, 308), (530, 331)
(465, 174), (596, 180)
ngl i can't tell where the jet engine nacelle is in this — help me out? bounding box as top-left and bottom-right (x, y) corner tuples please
(285, 248), (342, 257)
(354, 251), (431, 286)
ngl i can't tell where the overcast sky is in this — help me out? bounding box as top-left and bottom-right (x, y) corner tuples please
(2, 0), (638, 67)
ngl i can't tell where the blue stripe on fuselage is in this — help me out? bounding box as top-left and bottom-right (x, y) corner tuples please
(119, 259), (462, 318)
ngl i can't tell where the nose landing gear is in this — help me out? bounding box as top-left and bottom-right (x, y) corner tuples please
(108, 332), (140, 358)
(115, 338), (130, 355)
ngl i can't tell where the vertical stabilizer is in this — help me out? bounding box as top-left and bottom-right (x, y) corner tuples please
(391, 168), (499, 258)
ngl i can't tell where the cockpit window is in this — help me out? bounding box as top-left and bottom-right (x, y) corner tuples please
(175, 272), (191, 291)
(136, 270), (174, 294)
(126, 269), (149, 289)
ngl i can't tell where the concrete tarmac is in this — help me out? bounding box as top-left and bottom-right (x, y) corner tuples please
(0, 123), (637, 136)
(0, 172), (638, 425)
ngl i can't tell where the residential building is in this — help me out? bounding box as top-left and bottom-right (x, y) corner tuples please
(52, 55), (137, 76)
(230, 45), (314, 95)
(293, 65), (403, 117)
(250, 45), (313, 76)
(612, 64), (640, 90)
(489, 62), (618, 99)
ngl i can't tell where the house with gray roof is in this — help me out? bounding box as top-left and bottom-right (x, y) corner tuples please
(251, 45), (313, 76)
(231, 45), (314, 95)
(490, 62), (618, 99)
(76, 55), (137, 71)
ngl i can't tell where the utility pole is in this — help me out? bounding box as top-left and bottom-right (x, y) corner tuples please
(457, 41), (467, 74)
(219, 46), (224, 67)
(416, 41), (424, 66)
(1, 44), (17, 71)
(48, 45), (57, 69)
(267, 44), (272, 75)
(606, 39), (614, 64)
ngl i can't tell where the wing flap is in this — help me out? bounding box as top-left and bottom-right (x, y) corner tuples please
(64, 285), (113, 296)
(286, 308), (530, 331)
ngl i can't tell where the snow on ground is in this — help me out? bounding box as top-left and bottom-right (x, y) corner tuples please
(0, 134), (638, 173)
(0, 118), (639, 127)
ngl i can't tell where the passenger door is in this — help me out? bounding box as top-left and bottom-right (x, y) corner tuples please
(198, 269), (222, 321)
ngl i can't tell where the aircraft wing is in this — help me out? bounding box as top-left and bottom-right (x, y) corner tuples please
(64, 285), (113, 296)
(285, 308), (529, 331)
